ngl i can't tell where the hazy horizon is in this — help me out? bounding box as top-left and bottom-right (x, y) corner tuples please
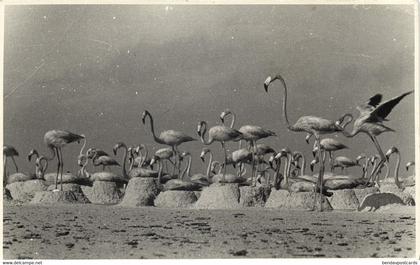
(4, 5), (415, 177)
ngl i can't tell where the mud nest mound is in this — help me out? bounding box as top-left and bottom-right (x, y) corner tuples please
(47, 183), (90, 203)
(239, 185), (271, 207)
(265, 189), (332, 211)
(154, 190), (198, 208)
(119, 178), (161, 207)
(43, 173), (90, 185)
(30, 190), (79, 204)
(329, 189), (359, 210)
(6, 179), (48, 203)
(5, 173), (35, 185)
(83, 181), (122, 205)
(163, 179), (202, 191)
(194, 183), (241, 209)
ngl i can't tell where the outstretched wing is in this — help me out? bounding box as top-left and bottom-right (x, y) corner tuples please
(368, 90), (413, 122)
(356, 94), (382, 114)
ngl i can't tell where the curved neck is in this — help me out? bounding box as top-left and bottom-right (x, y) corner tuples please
(157, 160), (163, 184)
(140, 147), (149, 167)
(45, 146), (56, 161)
(200, 121), (213, 145)
(38, 157), (48, 178)
(226, 111), (236, 128)
(295, 152), (305, 176)
(185, 156), (192, 179)
(277, 75), (291, 129)
(393, 152), (401, 186)
(144, 112), (164, 144)
(79, 138), (87, 156)
(116, 144), (128, 178)
(363, 158), (369, 178)
(370, 159), (378, 176)
(205, 151), (213, 179)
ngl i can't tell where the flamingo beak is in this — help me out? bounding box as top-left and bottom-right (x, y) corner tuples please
(406, 166), (409, 171)
(264, 76), (271, 92)
(113, 147), (118, 156)
(310, 164), (314, 172)
(312, 150), (316, 157)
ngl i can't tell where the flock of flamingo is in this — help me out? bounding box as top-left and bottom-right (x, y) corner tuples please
(3, 74), (415, 211)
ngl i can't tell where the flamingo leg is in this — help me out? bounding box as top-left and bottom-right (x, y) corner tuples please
(58, 148), (64, 191)
(314, 134), (325, 212)
(54, 148), (60, 190)
(11, 156), (19, 173)
(367, 135), (386, 186)
(221, 142), (227, 183)
(171, 146), (177, 176)
(3, 156), (7, 186)
(329, 151), (334, 172)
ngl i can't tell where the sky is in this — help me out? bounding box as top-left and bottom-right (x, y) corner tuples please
(3, 4), (416, 177)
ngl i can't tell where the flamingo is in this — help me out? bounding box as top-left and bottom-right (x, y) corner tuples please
(264, 73), (353, 211)
(197, 120), (243, 182)
(113, 142), (158, 179)
(43, 130), (86, 191)
(269, 149), (292, 189)
(331, 156), (361, 174)
(200, 148), (216, 183)
(340, 91), (413, 186)
(86, 148), (109, 159)
(28, 149), (49, 179)
(312, 138), (348, 172)
(210, 161), (246, 184)
(90, 152), (121, 171)
(406, 161), (415, 172)
(220, 109), (276, 182)
(385, 146), (403, 188)
(153, 147), (176, 173)
(142, 110), (196, 174)
(291, 151), (306, 177)
(3, 145), (19, 183)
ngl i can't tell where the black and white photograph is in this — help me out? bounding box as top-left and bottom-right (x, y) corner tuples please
(2, 1), (418, 261)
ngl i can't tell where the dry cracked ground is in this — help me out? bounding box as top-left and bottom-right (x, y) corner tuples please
(3, 204), (415, 259)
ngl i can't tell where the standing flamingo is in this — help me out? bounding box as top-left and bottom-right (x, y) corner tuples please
(43, 130), (86, 191)
(264, 74), (353, 211)
(385, 146), (402, 188)
(340, 91), (413, 186)
(4, 145), (19, 183)
(220, 109), (276, 182)
(197, 120), (243, 182)
(312, 138), (348, 172)
(142, 110), (196, 174)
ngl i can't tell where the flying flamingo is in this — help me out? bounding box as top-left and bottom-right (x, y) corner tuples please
(312, 138), (348, 172)
(339, 91), (413, 186)
(197, 120), (243, 182)
(142, 110), (196, 174)
(43, 130), (86, 191)
(220, 109), (276, 182)
(264, 74), (353, 211)
(406, 161), (415, 172)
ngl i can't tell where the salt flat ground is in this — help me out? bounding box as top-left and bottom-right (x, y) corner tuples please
(3, 204), (415, 259)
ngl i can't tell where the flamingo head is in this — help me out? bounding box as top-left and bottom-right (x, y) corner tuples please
(77, 154), (87, 167)
(385, 146), (399, 162)
(264, 76), (272, 92)
(268, 155), (276, 168)
(406, 161), (415, 171)
(305, 134), (312, 144)
(113, 142), (126, 156)
(28, 149), (39, 162)
(310, 157), (319, 172)
(200, 148), (210, 162)
(219, 109), (231, 124)
(150, 155), (160, 166)
(197, 121), (206, 137)
(312, 146), (319, 157)
(141, 110), (150, 124)
(356, 154), (366, 164)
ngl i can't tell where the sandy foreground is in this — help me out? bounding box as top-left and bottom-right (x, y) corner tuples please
(3, 203), (415, 259)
